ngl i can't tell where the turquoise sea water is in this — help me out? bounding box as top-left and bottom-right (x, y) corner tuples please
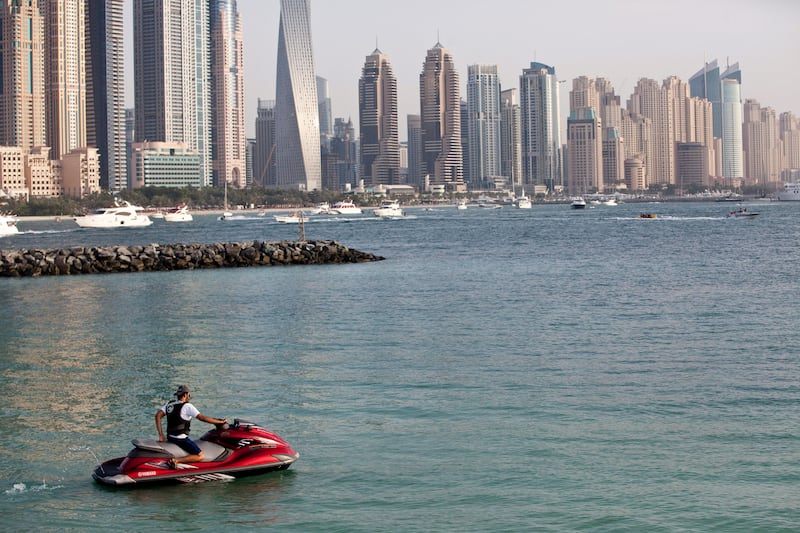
(1, 201), (799, 531)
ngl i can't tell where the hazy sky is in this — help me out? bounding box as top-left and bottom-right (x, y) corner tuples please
(126, 0), (799, 139)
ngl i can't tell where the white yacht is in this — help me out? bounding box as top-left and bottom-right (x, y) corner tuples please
(456, 199), (468, 210)
(274, 211), (309, 224)
(373, 199), (404, 218)
(0, 214), (19, 237)
(330, 199), (363, 215)
(776, 182), (800, 201)
(74, 200), (153, 228)
(164, 204), (193, 222)
(516, 189), (532, 209)
(308, 202), (331, 215)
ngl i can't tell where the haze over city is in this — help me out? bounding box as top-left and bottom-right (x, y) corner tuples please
(125, 0), (799, 139)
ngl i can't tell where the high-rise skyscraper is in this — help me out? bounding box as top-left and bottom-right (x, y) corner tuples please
(567, 108), (603, 194)
(466, 65), (501, 188)
(500, 89), (522, 189)
(720, 63), (743, 181)
(254, 98), (276, 187)
(275, 0), (320, 190)
(317, 76), (333, 147)
(406, 114), (422, 189)
(42, 0), (86, 160)
(86, 0), (126, 191)
(520, 62), (562, 192)
(0, 1), (46, 151)
(689, 60), (723, 138)
(419, 42), (463, 186)
(359, 48), (400, 186)
(133, 0), (211, 186)
(210, 0), (245, 188)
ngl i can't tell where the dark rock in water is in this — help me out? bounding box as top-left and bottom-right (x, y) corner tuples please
(0, 240), (384, 278)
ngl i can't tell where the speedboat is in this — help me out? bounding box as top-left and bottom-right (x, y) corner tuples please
(603, 197), (618, 206)
(164, 204), (193, 222)
(330, 199), (362, 215)
(456, 200), (467, 210)
(274, 211), (309, 224)
(728, 208), (759, 219)
(0, 214), (19, 237)
(308, 202), (331, 215)
(373, 199), (404, 218)
(74, 200), (153, 228)
(570, 197), (587, 209)
(638, 213), (657, 219)
(93, 418), (299, 487)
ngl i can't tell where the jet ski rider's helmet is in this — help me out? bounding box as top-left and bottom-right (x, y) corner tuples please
(175, 385), (190, 398)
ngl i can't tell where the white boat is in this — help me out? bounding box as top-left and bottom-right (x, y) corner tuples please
(456, 199), (468, 210)
(776, 182), (800, 201)
(330, 199), (362, 215)
(150, 211), (165, 219)
(0, 214), (19, 237)
(164, 204), (193, 222)
(274, 211), (309, 224)
(603, 197), (618, 206)
(74, 200), (153, 228)
(308, 202), (331, 215)
(570, 197), (587, 209)
(373, 199), (404, 218)
(516, 189), (532, 209)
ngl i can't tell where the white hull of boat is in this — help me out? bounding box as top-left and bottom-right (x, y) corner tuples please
(274, 213), (309, 224)
(776, 183), (800, 201)
(74, 201), (153, 228)
(163, 205), (192, 222)
(0, 215), (19, 237)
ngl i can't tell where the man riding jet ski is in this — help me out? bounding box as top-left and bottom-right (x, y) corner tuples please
(93, 385), (299, 486)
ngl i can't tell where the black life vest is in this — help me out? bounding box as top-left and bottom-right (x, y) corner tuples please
(165, 400), (192, 436)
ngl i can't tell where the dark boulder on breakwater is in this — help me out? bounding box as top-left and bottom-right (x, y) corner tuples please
(0, 240), (384, 278)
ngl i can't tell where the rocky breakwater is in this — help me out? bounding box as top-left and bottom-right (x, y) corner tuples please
(0, 240), (384, 278)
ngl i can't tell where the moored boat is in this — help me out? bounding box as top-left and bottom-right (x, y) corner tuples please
(516, 189), (532, 209)
(74, 200), (153, 228)
(776, 182), (800, 201)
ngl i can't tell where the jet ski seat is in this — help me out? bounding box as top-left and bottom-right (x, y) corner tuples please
(131, 439), (230, 462)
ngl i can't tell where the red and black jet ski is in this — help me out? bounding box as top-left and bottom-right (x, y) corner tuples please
(93, 419), (299, 486)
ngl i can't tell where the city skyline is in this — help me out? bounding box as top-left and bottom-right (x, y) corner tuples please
(124, 0), (800, 140)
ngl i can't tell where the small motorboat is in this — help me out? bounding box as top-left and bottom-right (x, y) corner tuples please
(728, 208), (759, 219)
(274, 211), (309, 224)
(638, 213), (657, 219)
(570, 197), (586, 209)
(93, 418), (299, 486)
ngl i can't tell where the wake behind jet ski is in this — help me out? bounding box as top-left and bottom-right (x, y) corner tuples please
(93, 419), (299, 486)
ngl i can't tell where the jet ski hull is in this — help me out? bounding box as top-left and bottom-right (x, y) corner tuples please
(92, 419), (299, 486)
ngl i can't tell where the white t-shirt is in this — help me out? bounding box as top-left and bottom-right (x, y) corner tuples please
(161, 401), (200, 438)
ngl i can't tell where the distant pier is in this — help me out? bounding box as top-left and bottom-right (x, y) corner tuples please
(0, 240), (384, 277)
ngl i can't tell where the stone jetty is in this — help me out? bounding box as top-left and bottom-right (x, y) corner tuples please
(0, 240), (384, 277)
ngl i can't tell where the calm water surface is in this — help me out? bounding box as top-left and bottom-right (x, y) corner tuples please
(1, 201), (799, 531)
